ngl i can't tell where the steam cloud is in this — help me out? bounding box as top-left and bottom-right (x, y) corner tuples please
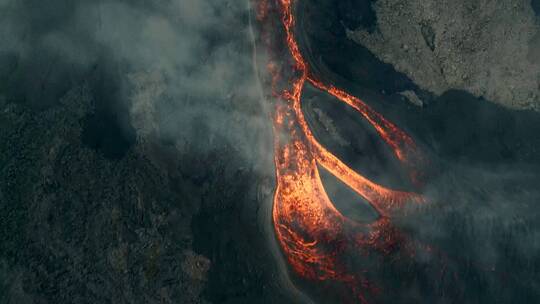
(0, 0), (269, 162)
(2, 0), (540, 302)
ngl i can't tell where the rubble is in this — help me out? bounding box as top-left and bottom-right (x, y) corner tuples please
(348, 0), (540, 111)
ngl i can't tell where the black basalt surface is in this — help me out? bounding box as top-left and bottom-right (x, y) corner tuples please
(295, 0), (540, 302)
(532, 0), (540, 17)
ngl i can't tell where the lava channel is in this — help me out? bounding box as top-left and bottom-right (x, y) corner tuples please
(256, 0), (429, 302)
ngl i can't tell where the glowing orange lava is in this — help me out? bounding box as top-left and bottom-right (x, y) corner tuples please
(257, 0), (428, 302)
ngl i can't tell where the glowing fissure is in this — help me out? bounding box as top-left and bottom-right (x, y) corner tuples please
(257, 0), (427, 302)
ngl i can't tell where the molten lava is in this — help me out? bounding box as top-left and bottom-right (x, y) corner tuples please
(257, 0), (428, 302)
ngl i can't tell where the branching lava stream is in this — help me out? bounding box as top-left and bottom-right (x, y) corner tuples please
(257, 0), (429, 302)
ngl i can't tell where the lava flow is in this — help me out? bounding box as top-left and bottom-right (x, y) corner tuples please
(256, 0), (428, 302)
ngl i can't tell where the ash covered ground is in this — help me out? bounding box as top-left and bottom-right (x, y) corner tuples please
(1, 0), (540, 303)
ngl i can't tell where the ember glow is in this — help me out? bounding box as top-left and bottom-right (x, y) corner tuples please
(257, 0), (429, 302)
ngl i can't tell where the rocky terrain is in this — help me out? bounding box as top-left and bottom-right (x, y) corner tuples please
(0, 0), (299, 303)
(1, 0), (540, 303)
(0, 84), (296, 304)
(349, 0), (540, 111)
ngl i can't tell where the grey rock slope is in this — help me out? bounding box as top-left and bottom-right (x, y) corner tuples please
(349, 0), (540, 110)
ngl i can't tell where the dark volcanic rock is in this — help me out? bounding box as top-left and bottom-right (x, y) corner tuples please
(0, 87), (201, 303)
(0, 85), (290, 304)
